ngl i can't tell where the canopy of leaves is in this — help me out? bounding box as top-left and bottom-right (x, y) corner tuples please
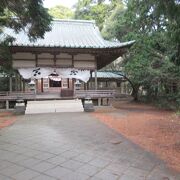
(74, 0), (115, 30)
(48, 5), (74, 19)
(0, 0), (52, 41)
(102, 0), (180, 104)
(0, 0), (52, 73)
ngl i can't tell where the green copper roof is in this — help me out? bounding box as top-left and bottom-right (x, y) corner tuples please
(3, 19), (134, 49)
(92, 71), (123, 79)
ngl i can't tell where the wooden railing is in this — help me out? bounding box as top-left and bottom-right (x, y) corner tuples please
(75, 90), (116, 99)
(0, 91), (35, 100)
(0, 90), (116, 101)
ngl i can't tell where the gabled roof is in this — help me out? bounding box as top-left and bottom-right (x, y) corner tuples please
(3, 19), (134, 49)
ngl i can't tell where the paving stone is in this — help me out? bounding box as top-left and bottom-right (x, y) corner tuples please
(0, 160), (14, 170)
(44, 166), (73, 179)
(120, 174), (145, 180)
(0, 174), (13, 180)
(131, 157), (157, 171)
(46, 155), (68, 165)
(61, 159), (84, 171)
(61, 150), (80, 159)
(30, 161), (56, 173)
(7, 154), (28, 163)
(123, 167), (149, 179)
(32, 174), (57, 180)
(89, 177), (102, 180)
(73, 153), (95, 163)
(63, 172), (90, 180)
(13, 147), (30, 154)
(146, 165), (177, 180)
(17, 158), (42, 168)
(95, 169), (120, 180)
(12, 169), (40, 180)
(44, 147), (69, 155)
(0, 164), (25, 177)
(0, 112), (179, 180)
(106, 162), (130, 175)
(22, 149), (41, 157)
(117, 151), (141, 162)
(77, 164), (101, 176)
(89, 158), (110, 168)
(34, 152), (55, 160)
(0, 151), (20, 161)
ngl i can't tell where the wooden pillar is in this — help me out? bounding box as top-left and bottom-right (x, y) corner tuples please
(106, 81), (108, 88)
(95, 69), (97, 90)
(20, 76), (22, 91)
(87, 81), (89, 90)
(23, 79), (25, 92)
(89, 70), (92, 90)
(17, 73), (21, 91)
(35, 79), (37, 95)
(6, 100), (9, 110)
(9, 75), (12, 92)
(67, 78), (70, 88)
(15, 73), (18, 91)
(41, 78), (43, 92)
(98, 98), (101, 106)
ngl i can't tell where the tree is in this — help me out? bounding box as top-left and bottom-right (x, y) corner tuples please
(0, 0), (52, 64)
(48, 5), (74, 19)
(102, 0), (180, 105)
(74, 0), (112, 30)
(0, 0), (52, 90)
(0, 0), (52, 40)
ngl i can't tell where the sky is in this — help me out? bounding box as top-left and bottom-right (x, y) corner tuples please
(43, 0), (78, 9)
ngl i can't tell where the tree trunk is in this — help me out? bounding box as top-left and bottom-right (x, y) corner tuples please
(132, 87), (139, 101)
(117, 72), (139, 101)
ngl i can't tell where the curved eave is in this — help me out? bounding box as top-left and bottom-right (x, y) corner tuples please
(10, 41), (135, 70)
(10, 40), (135, 54)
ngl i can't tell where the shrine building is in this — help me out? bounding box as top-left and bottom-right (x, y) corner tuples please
(2, 19), (134, 99)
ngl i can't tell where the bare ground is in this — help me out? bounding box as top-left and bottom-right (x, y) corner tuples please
(92, 100), (180, 172)
(0, 111), (16, 129)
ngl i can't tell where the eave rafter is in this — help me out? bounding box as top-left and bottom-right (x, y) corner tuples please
(10, 45), (130, 70)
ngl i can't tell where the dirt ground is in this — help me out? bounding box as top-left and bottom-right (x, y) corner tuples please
(92, 100), (180, 172)
(0, 111), (16, 129)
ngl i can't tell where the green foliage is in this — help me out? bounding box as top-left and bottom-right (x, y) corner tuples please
(0, 0), (52, 41)
(48, 5), (74, 19)
(102, 2), (126, 40)
(0, 77), (9, 91)
(0, 0), (52, 78)
(74, 0), (114, 30)
(0, 41), (12, 71)
(102, 0), (180, 105)
(0, 0), (52, 91)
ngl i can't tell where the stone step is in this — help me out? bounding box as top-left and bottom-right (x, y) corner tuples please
(25, 100), (84, 114)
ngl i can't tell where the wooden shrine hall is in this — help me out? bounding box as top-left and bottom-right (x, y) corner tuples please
(1, 19), (134, 101)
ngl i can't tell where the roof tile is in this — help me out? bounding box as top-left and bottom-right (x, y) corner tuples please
(3, 19), (134, 48)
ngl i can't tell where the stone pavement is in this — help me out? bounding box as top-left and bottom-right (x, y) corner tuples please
(0, 112), (179, 180)
(25, 100), (84, 114)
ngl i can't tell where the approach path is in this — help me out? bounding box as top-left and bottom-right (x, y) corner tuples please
(0, 112), (179, 179)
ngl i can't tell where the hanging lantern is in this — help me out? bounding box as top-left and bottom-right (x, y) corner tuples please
(28, 79), (35, 85)
(75, 79), (81, 90)
(75, 79), (81, 85)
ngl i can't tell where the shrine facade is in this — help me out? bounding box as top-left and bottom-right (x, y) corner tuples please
(4, 19), (134, 97)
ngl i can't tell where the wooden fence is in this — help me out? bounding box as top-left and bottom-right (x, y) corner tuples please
(75, 90), (116, 99)
(0, 90), (116, 101)
(0, 91), (35, 100)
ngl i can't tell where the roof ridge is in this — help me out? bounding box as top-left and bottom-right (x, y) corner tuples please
(53, 19), (96, 24)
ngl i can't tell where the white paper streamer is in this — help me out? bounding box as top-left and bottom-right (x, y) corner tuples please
(18, 68), (90, 82)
